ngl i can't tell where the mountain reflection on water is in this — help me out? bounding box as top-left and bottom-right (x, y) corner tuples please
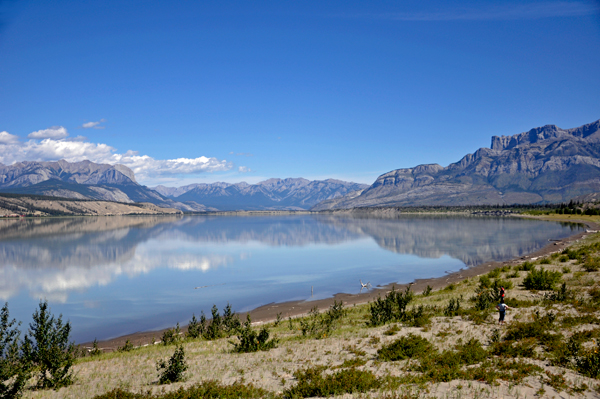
(0, 215), (582, 342)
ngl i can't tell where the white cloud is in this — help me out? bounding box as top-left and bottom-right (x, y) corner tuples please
(0, 131), (232, 184)
(0, 131), (19, 144)
(28, 126), (69, 139)
(80, 119), (106, 129)
(238, 166), (252, 173)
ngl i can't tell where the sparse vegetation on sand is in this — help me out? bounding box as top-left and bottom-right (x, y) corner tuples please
(4, 216), (600, 398)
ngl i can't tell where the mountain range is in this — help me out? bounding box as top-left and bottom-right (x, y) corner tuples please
(0, 160), (209, 211)
(1, 119), (598, 211)
(0, 160), (368, 211)
(312, 119), (600, 210)
(152, 179), (369, 211)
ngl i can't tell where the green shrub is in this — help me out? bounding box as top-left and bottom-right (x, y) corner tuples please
(560, 315), (600, 328)
(518, 261), (535, 272)
(504, 312), (556, 342)
(221, 303), (242, 335)
(575, 343), (600, 378)
(522, 267), (562, 290)
(230, 316), (278, 353)
(22, 300), (76, 389)
(478, 275), (492, 289)
(444, 283), (456, 291)
(204, 305), (223, 340)
(299, 301), (346, 338)
(544, 283), (571, 302)
(404, 305), (431, 327)
(156, 345), (187, 384)
(583, 257), (600, 272)
(416, 350), (462, 382)
(490, 338), (537, 358)
(117, 340), (134, 352)
(589, 286), (600, 302)
(550, 335), (581, 367)
(562, 248), (580, 261)
(473, 287), (495, 311)
(283, 366), (379, 398)
(93, 380), (275, 399)
(539, 258), (551, 265)
(368, 287), (413, 326)
(455, 338), (487, 365)
(422, 285), (432, 296)
(493, 279), (513, 291)
(90, 338), (102, 356)
(487, 269), (501, 279)
(190, 304), (241, 341)
(444, 298), (460, 317)
(0, 303), (29, 399)
(383, 324), (400, 336)
(161, 323), (181, 346)
(186, 314), (202, 339)
(378, 334), (432, 361)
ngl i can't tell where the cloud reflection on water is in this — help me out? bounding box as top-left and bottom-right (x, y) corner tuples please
(0, 215), (582, 302)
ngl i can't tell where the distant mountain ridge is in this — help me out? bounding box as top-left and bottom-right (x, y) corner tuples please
(312, 119), (600, 210)
(0, 160), (368, 212)
(0, 160), (137, 187)
(0, 160), (211, 211)
(153, 178), (369, 211)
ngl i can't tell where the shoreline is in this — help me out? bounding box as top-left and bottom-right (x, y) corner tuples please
(85, 215), (598, 351)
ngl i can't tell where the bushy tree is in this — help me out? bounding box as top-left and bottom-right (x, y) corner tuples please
(368, 286), (413, 326)
(156, 345), (187, 384)
(523, 267), (562, 291)
(186, 314), (202, 339)
(22, 301), (76, 389)
(230, 316), (278, 353)
(0, 303), (29, 399)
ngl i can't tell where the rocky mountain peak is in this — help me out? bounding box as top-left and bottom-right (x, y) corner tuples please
(490, 119), (600, 151)
(312, 119), (600, 210)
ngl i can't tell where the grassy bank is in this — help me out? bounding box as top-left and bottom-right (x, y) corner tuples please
(13, 216), (600, 398)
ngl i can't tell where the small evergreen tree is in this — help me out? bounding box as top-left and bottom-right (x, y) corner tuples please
(156, 345), (187, 384)
(1, 303), (30, 399)
(230, 316), (278, 353)
(90, 338), (101, 356)
(186, 314), (202, 339)
(22, 300), (76, 389)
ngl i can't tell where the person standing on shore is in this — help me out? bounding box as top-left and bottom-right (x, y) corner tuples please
(500, 286), (505, 300)
(496, 298), (510, 325)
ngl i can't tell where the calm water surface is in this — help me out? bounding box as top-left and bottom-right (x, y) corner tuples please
(0, 214), (582, 343)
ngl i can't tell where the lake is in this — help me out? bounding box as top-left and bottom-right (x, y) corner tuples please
(0, 214), (582, 343)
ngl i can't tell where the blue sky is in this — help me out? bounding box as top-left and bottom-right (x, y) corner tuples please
(0, 0), (599, 187)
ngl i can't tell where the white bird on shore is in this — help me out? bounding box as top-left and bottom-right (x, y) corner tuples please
(360, 280), (371, 289)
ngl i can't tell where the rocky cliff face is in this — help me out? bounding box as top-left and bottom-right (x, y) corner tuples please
(154, 178), (369, 211)
(312, 119), (600, 210)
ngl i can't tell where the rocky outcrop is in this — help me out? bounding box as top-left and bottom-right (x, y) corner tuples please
(312, 119), (600, 210)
